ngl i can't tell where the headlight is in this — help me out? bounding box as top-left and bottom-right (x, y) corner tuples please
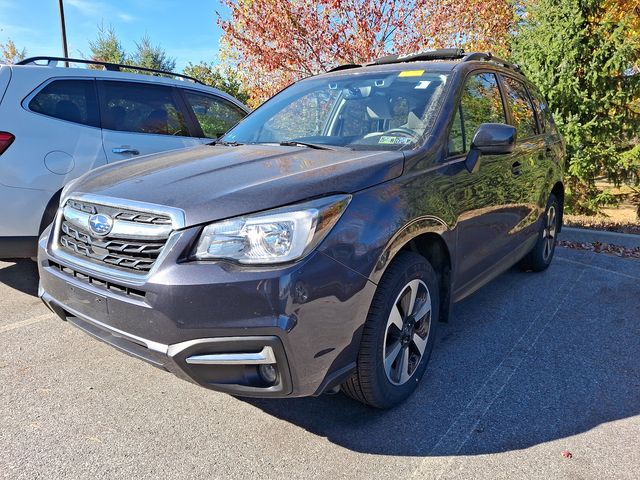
(193, 194), (351, 264)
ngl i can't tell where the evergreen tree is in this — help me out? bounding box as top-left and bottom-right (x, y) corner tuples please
(512, 0), (640, 213)
(183, 61), (251, 105)
(88, 24), (127, 65)
(131, 35), (176, 72)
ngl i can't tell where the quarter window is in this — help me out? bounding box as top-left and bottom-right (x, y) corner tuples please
(501, 76), (538, 139)
(183, 91), (246, 138)
(448, 73), (506, 155)
(29, 79), (99, 127)
(99, 81), (189, 136)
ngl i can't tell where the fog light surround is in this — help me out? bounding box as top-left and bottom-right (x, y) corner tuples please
(258, 364), (279, 384)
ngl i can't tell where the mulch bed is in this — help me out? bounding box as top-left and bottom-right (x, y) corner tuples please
(564, 217), (640, 236)
(557, 240), (640, 260)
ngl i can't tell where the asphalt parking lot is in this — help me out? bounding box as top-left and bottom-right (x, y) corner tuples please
(1, 247), (639, 480)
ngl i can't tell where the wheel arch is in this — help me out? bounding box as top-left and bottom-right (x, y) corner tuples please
(371, 217), (454, 323)
(39, 188), (62, 234)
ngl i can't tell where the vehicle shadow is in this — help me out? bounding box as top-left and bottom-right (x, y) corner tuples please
(0, 259), (39, 297)
(243, 252), (640, 456)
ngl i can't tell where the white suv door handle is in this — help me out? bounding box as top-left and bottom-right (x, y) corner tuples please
(112, 148), (140, 155)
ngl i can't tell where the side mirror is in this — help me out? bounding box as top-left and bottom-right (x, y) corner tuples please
(465, 123), (517, 173)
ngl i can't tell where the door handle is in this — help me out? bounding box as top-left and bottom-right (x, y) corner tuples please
(112, 148), (140, 155)
(511, 161), (522, 176)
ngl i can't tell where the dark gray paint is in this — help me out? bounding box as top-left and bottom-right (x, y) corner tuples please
(38, 59), (565, 398)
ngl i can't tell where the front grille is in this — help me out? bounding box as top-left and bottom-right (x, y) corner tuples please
(57, 199), (173, 273)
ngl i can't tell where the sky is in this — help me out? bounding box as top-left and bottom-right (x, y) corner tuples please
(0, 0), (229, 71)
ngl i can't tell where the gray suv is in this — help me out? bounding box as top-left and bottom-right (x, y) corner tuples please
(38, 50), (565, 408)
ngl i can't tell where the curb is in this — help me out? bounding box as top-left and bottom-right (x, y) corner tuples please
(560, 227), (640, 249)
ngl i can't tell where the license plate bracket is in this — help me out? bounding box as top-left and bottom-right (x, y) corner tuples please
(65, 283), (109, 319)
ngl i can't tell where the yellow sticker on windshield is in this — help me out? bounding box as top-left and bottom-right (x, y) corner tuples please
(399, 70), (424, 77)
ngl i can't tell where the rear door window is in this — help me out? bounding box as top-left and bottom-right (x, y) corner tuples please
(529, 89), (557, 134)
(99, 81), (190, 136)
(501, 76), (538, 139)
(448, 72), (506, 155)
(28, 79), (100, 127)
(182, 90), (246, 138)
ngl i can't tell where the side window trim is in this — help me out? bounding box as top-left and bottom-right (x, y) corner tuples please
(96, 79), (112, 133)
(493, 72), (511, 128)
(459, 103), (467, 152)
(22, 76), (101, 129)
(523, 83), (542, 136)
(173, 87), (204, 138)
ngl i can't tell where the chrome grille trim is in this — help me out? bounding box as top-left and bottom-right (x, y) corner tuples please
(62, 205), (173, 239)
(61, 193), (185, 229)
(51, 194), (186, 282)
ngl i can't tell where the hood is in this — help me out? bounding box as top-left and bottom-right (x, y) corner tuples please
(72, 144), (404, 226)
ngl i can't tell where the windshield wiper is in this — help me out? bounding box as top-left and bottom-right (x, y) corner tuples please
(208, 140), (243, 146)
(279, 140), (335, 150)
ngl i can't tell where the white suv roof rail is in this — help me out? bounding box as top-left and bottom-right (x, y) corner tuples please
(15, 56), (204, 85)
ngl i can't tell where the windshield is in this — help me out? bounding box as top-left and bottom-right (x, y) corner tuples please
(222, 69), (449, 151)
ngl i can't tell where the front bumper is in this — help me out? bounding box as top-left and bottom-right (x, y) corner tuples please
(38, 225), (376, 398)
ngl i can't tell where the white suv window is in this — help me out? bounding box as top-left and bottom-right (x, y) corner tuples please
(99, 81), (189, 136)
(28, 79), (100, 128)
(182, 90), (246, 138)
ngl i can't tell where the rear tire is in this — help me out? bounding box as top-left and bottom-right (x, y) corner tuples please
(342, 251), (439, 409)
(520, 193), (560, 272)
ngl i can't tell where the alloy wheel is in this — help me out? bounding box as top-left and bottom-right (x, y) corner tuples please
(382, 279), (432, 386)
(542, 204), (557, 262)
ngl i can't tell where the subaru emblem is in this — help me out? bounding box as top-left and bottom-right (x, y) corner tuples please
(88, 213), (113, 236)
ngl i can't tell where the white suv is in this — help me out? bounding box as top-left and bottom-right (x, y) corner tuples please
(0, 56), (249, 258)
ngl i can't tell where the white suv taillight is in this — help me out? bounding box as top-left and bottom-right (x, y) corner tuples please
(0, 132), (14, 155)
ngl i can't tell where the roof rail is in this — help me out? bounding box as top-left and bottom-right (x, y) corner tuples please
(370, 48), (465, 66)
(360, 49), (524, 75)
(461, 52), (523, 75)
(15, 56), (204, 84)
(327, 63), (362, 73)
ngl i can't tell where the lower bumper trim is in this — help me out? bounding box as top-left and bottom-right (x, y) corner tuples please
(40, 290), (294, 397)
(186, 346), (276, 365)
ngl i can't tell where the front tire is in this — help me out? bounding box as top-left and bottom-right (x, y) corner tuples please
(520, 193), (560, 272)
(342, 252), (439, 409)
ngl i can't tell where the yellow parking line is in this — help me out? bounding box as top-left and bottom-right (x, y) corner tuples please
(0, 313), (53, 334)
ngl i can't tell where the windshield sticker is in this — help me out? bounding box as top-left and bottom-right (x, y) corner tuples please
(398, 70), (424, 77)
(415, 80), (432, 89)
(379, 136), (413, 145)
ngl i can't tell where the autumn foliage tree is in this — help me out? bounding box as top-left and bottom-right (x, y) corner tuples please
(409, 0), (517, 57)
(220, 0), (426, 105)
(220, 0), (517, 105)
(1, 39), (26, 64)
